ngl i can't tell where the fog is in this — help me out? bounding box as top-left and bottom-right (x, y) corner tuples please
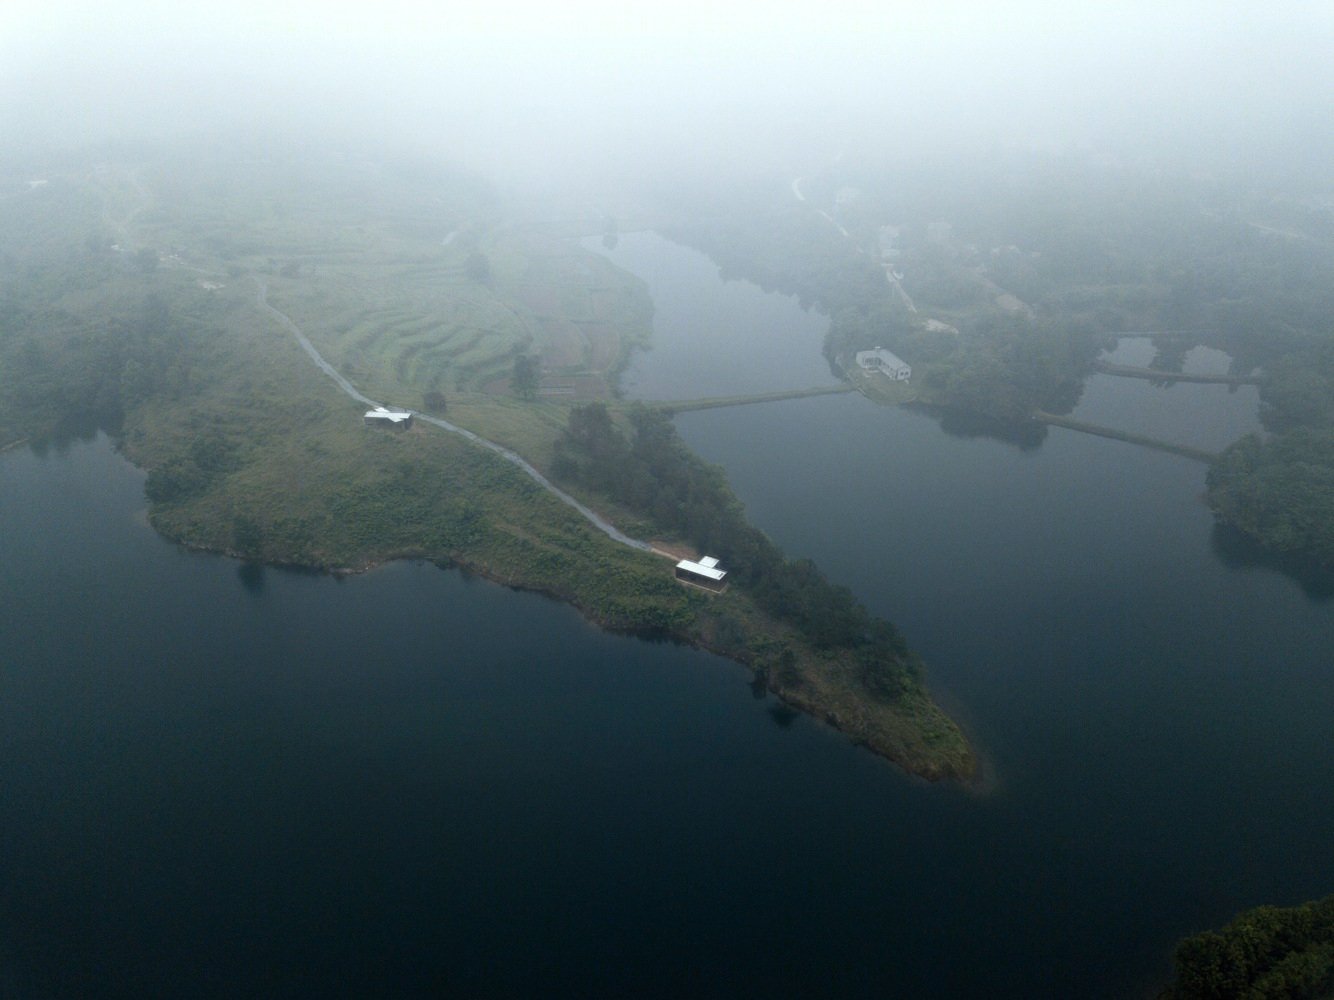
(5, 1), (1334, 185)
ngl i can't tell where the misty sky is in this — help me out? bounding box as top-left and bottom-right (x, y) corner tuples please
(5, 1), (1333, 180)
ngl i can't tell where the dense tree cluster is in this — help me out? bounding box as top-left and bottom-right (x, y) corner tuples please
(144, 432), (239, 506)
(553, 404), (914, 691)
(1201, 249), (1334, 564)
(1207, 430), (1334, 564)
(1162, 895), (1334, 1000)
(1, 290), (196, 445)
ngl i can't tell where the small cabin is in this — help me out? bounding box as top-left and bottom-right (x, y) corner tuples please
(364, 406), (414, 429)
(675, 556), (728, 593)
(855, 348), (911, 381)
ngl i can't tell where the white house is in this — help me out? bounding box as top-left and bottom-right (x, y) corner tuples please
(364, 406), (414, 429)
(675, 556), (728, 593)
(855, 348), (912, 381)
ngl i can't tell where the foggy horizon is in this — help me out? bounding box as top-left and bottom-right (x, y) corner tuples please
(6, 2), (1334, 185)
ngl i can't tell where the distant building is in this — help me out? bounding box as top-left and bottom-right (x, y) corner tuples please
(855, 348), (912, 381)
(675, 556), (728, 593)
(364, 406), (414, 429)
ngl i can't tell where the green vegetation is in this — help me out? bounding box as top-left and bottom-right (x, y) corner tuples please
(556, 403), (908, 653)
(1161, 894), (1334, 1000)
(0, 229), (700, 631)
(0, 142), (973, 782)
(549, 402), (972, 777)
(1198, 236), (1334, 563)
(1207, 430), (1334, 564)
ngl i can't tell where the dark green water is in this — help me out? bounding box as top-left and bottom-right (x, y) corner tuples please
(3, 234), (1332, 999)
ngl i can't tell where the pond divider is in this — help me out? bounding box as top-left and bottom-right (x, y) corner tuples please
(1034, 410), (1221, 463)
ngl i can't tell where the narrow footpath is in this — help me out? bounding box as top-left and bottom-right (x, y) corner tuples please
(252, 278), (664, 556)
(1033, 410), (1221, 463)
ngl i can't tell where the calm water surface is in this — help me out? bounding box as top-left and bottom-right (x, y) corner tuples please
(3, 235), (1331, 999)
(586, 231), (834, 400)
(1072, 336), (1263, 453)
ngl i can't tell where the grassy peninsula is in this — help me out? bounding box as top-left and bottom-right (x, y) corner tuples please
(0, 143), (973, 782)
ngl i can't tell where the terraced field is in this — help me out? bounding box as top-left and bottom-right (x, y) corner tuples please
(95, 155), (651, 408)
(266, 230), (652, 406)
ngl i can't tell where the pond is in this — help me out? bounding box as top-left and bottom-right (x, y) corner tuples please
(1071, 335), (1264, 453)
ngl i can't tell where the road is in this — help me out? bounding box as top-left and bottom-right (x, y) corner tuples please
(252, 278), (664, 556)
(790, 176), (917, 312)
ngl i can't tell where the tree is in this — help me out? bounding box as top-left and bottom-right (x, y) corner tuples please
(423, 390), (447, 413)
(512, 355), (538, 400)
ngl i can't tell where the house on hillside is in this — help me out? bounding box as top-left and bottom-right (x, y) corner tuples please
(675, 556), (728, 593)
(364, 406), (414, 429)
(855, 348), (912, 381)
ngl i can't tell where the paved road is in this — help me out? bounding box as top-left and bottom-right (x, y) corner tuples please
(253, 278), (663, 556)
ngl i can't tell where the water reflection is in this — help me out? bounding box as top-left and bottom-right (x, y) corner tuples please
(1209, 523), (1334, 601)
(236, 562), (265, 593)
(918, 404), (1050, 452)
(767, 703), (799, 728)
(28, 409), (122, 457)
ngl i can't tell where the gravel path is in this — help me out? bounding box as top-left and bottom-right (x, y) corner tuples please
(253, 278), (662, 556)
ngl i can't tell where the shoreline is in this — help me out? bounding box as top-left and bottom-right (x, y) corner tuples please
(237, 286), (971, 780)
(144, 508), (975, 783)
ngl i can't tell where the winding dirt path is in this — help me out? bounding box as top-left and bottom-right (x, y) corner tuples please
(252, 278), (665, 557)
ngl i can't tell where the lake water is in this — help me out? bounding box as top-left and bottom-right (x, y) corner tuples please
(3, 235), (1332, 999)
(587, 232), (835, 400)
(1072, 336), (1264, 453)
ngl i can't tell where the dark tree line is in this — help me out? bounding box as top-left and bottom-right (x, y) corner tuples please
(1207, 429), (1334, 565)
(2, 292), (195, 443)
(1162, 894), (1334, 1000)
(552, 404), (913, 690)
(1204, 265), (1334, 565)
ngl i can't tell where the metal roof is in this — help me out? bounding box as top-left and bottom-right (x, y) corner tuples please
(856, 348), (910, 370)
(676, 558), (726, 581)
(365, 407), (412, 422)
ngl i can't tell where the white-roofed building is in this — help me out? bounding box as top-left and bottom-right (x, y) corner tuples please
(675, 556), (728, 593)
(364, 406), (414, 429)
(855, 348), (911, 381)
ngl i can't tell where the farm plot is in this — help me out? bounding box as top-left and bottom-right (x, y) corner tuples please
(260, 228), (651, 404)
